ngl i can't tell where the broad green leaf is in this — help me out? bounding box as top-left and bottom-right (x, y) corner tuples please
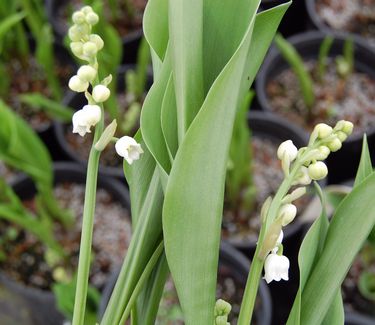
(163, 3), (290, 324)
(299, 171), (375, 324)
(19, 93), (74, 122)
(169, 0), (204, 143)
(0, 12), (26, 53)
(354, 135), (372, 187)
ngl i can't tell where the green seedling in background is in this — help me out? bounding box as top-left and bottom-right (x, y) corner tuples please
(226, 91), (256, 213)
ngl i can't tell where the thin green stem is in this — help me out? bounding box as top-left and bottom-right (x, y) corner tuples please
(72, 99), (104, 325)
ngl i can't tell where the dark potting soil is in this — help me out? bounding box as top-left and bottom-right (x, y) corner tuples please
(342, 242), (375, 316)
(0, 182), (131, 291)
(222, 137), (309, 245)
(58, 0), (147, 38)
(6, 56), (73, 131)
(64, 93), (139, 169)
(316, 0), (375, 48)
(266, 60), (375, 136)
(155, 265), (262, 325)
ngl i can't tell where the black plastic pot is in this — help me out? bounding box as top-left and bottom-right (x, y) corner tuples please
(54, 65), (152, 180)
(0, 162), (130, 324)
(261, 0), (309, 37)
(345, 311), (375, 325)
(225, 111), (308, 255)
(99, 241), (273, 325)
(256, 31), (375, 184)
(45, 0), (143, 64)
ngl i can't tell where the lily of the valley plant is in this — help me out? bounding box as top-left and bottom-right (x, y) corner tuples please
(69, 2), (375, 325)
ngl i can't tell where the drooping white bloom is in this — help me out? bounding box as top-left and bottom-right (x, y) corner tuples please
(92, 84), (110, 103)
(68, 75), (89, 92)
(308, 161), (328, 180)
(264, 253), (290, 284)
(72, 105), (101, 137)
(277, 140), (298, 162)
(278, 204), (297, 226)
(115, 136), (144, 164)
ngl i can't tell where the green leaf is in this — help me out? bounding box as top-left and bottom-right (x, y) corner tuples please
(0, 12), (26, 53)
(19, 93), (74, 122)
(354, 135), (373, 187)
(274, 33), (315, 108)
(299, 171), (375, 325)
(163, 3), (290, 324)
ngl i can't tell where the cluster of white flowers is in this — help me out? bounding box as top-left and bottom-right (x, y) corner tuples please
(68, 6), (143, 164)
(263, 120), (353, 284)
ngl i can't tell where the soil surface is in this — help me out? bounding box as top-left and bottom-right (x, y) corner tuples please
(342, 242), (375, 316)
(266, 59), (375, 136)
(58, 0), (147, 37)
(0, 182), (131, 291)
(316, 0), (375, 48)
(222, 136), (308, 245)
(6, 56), (72, 131)
(155, 263), (262, 325)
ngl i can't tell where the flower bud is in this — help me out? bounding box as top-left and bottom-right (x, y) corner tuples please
(335, 120), (353, 136)
(81, 6), (93, 14)
(70, 42), (84, 57)
(72, 11), (86, 24)
(278, 204), (297, 226)
(316, 145), (330, 160)
(68, 24), (89, 42)
(314, 123), (333, 139)
(92, 84), (110, 102)
(82, 41), (98, 57)
(292, 166), (311, 186)
(77, 65), (97, 82)
(215, 299), (231, 316)
(215, 316), (229, 325)
(308, 161), (328, 180)
(68, 75), (89, 92)
(327, 137), (342, 152)
(89, 34), (104, 50)
(277, 140), (298, 162)
(336, 131), (347, 142)
(86, 12), (99, 25)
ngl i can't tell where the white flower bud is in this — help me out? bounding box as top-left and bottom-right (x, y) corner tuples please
(81, 6), (93, 14)
(72, 11), (86, 24)
(293, 166), (312, 186)
(277, 140), (298, 162)
(86, 12), (99, 25)
(316, 145), (330, 160)
(271, 230), (284, 254)
(336, 131), (347, 142)
(335, 120), (354, 136)
(327, 137), (342, 152)
(264, 253), (290, 284)
(308, 161), (328, 180)
(82, 41), (98, 57)
(278, 204), (297, 226)
(89, 34), (104, 50)
(68, 24), (89, 42)
(72, 105), (101, 137)
(70, 42), (84, 57)
(92, 84), (110, 102)
(115, 136), (144, 165)
(314, 123), (333, 139)
(68, 75), (89, 93)
(77, 65), (97, 82)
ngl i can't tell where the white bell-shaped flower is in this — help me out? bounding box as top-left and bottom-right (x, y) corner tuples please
(69, 75), (89, 93)
(77, 65), (97, 82)
(278, 203), (297, 226)
(277, 140), (298, 162)
(115, 136), (144, 165)
(264, 253), (290, 284)
(72, 105), (101, 137)
(308, 161), (328, 180)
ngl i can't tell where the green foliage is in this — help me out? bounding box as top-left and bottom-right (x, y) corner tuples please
(317, 35), (333, 81)
(19, 93), (74, 122)
(0, 11), (26, 54)
(226, 91), (256, 210)
(336, 38), (354, 79)
(274, 33), (315, 109)
(288, 137), (375, 324)
(53, 277), (100, 325)
(0, 100), (72, 226)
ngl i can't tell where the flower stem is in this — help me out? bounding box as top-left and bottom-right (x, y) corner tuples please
(72, 104), (104, 325)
